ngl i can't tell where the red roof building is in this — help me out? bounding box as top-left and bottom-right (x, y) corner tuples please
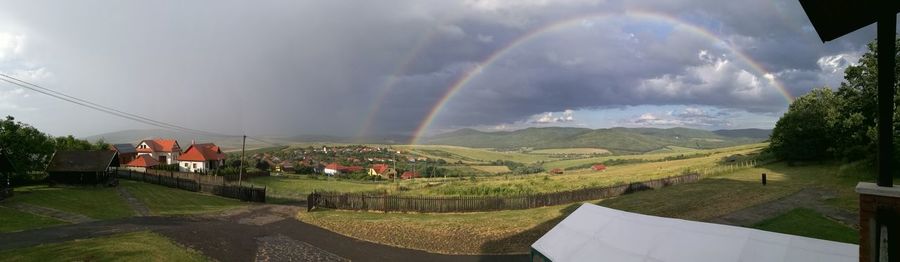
(126, 154), (160, 168)
(550, 168), (564, 174)
(135, 139), (182, 165)
(592, 164), (607, 171)
(400, 171), (419, 179)
(371, 164), (389, 174)
(177, 143), (226, 172)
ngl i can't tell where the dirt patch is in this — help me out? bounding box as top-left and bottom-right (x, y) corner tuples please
(116, 187), (151, 216)
(708, 188), (858, 228)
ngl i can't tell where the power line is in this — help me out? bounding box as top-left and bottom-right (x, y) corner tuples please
(0, 74), (282, 147)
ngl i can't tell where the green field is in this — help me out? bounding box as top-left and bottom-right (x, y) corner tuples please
(753, 208), (858, 244)
(4, 186), (134, 220)
(399, 145), (554, 164)
(0, 231), (208, 261)
(248, 175), (389, 198)
(0, 206), (65, 233)
(297, 161), (871, 254)
(121, 181), (245, 215)
(469, 165), (511, 174)
(250, 144), (766, 198)
(530, 148), (611, 155)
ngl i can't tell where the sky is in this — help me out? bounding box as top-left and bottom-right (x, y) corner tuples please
(0, 0), (890, 139)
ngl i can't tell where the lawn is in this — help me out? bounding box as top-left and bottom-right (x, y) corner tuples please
(753, 208), (858, 244)
(297, 161), (870, 254)
(0, 231), (208, 261)
(248, 176), (389, 198)
(298, 203), (576, 254)
(0, 206), (65, 233)
(4, 185), (133, 220)
(120, 181), (245, 215)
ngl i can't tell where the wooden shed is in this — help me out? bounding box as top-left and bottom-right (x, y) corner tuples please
(46, 150), (119, 185)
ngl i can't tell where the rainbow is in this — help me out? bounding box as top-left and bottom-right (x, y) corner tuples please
(408, 10), (794, 144)
(356, 12), (464, 141)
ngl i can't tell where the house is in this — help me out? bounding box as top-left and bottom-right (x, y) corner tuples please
(124, 154), (159, 172)
(323, 163), (342, 176)
(530, 203), (856, 262)
(136, 139), (181, 165)
(109, 144), (137, 164)
(367, 163), (397, 179)
(323, 163), (364, 176)
(400, 171), (419, 179)
(177, 143), (226, 173)
(591, 164), (606, 171)
(45, 150), (119, 185)
(550, 168), (563, 175)
(281, 162), (295, 173)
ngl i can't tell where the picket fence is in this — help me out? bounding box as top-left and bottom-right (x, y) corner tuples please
(118, 169), (266, 203)
(313, 173), (699, 213)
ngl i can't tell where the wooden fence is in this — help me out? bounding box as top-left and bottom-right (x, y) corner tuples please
(313, 173), (699, 213)
(117, 169), (266, 203)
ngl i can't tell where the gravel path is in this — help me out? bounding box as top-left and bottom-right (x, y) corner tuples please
(255, 235), (349, 262)
(1, 202), (96, 224)
(116, 186), (152, 216)
(708, 188), (858, 228)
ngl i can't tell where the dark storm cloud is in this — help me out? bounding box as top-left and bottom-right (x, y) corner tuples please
(0, 0), (876, 137)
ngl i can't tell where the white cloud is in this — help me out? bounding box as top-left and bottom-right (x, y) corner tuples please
(817, 52), (860, 73)
(531, 109), (575, 123)
(0, 32), (25, 61)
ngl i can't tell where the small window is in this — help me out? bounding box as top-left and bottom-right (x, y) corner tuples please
(192, 163), (196, 168)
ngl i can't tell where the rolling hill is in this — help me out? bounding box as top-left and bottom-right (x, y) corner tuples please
(422, 127), (770, 153)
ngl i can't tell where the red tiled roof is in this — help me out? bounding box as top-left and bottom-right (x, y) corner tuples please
(126, 154), (160, 167)
(325, 163), (363, 173)
(401, 171), (419, 179)
(371, 164), (390, 174)
(136, 139), (181, 153)
(592, 164), (607, 171)
(177, 143), (225, 162)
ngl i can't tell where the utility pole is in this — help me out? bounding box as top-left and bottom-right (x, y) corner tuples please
(238, 135), (246, 186)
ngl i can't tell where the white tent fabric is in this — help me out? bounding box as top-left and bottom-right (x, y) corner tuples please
(531, 204), (857, 262)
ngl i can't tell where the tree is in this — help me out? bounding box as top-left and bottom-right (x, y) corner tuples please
(768, 37), (900, 168)
(769, 88), (839, 161)
(0, 116), (55, 177)
(54, 135), (93, 151)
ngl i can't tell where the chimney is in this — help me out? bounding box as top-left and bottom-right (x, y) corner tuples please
(191, 140), (195, 145)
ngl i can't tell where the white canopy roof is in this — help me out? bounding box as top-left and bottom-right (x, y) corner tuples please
(531, 203), (857, 262)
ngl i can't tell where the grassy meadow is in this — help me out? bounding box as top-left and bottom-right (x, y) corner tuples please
(0, 231), (208, 261)
(0, 206), (65, 233)
(2, 185), (134, 220)
(249, 143), (767, 198)
(120, 181), (246, 215)
(297, 161), (874, 254)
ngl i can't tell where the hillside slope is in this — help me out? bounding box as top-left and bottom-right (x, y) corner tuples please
(423, 127), (768, 153)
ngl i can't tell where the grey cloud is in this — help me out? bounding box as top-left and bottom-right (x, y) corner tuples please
(0, 0), (873, 137)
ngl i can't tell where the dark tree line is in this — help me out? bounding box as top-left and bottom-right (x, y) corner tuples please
(0, 116), (109, 183)
(769, 38), (899, 176)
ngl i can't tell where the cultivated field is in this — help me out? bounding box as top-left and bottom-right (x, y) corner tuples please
(247, 143), (767, 198)
(297, 161), (875, 254)
(530, 148), (611, 155)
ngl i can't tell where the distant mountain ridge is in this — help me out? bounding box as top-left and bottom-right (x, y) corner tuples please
(423, 127), (770, 153)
